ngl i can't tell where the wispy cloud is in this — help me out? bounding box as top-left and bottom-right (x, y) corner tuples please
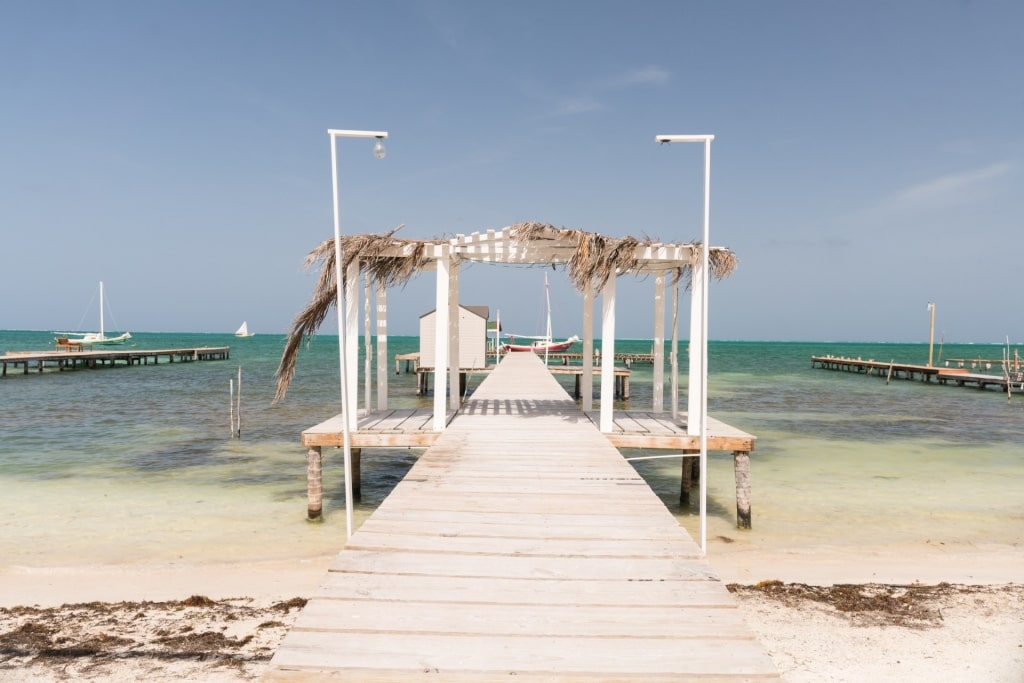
(541, 65), (672, 119)
(598, 66), (671, 89)
(874, 162), (1013, 214)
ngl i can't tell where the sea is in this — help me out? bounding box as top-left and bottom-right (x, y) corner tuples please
(1, 330), (1022, 575)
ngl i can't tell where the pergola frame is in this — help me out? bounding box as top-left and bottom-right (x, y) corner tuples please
(329, 223), (730, 435)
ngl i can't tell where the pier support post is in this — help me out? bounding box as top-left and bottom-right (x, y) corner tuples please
(351, 448), (362, 501)
(734, 450), (752, 529)
(307, 446), (323, 521)
(679, 449), (698, 506)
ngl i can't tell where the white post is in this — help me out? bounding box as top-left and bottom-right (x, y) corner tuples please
(327, 127), (388, 541)
(364, 277), (372, 413)
(376, 281), (388, 411)
(698, 138), (713, 555)
(655, 132), (714, 555)
(449, 259), (461, 411)
(687, 257), (704, 436)
(433, 252), (450, 431)
(582, 281), (594, 412)
(599, 274), (616, 433)
(671, 279), (679, 417)
(653, 272), (666, 412)
(345, 260), (360, 431)
(236, 366), (242, 437)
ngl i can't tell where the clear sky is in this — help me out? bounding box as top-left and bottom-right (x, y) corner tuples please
(3, 1), (1021, 343)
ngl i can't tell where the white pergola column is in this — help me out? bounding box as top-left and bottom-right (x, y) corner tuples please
(582, 281), (595, 412)
(448, 259), (461, 411)
(432, 252), (450, 431)
(686, 255), (704, 435)
(671, 279), (680, 417)
(345, 260), (360, 430)
(363, 277), (372, 412)
(375, 281), (388, 411)
(653, 271), (666, 412)
(599, 274), (616, 433)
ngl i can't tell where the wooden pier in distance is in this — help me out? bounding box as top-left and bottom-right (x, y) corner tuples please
(811, 355), (1024, 393)
(0, 346), (230, 376)
(268, 353), (779, 682)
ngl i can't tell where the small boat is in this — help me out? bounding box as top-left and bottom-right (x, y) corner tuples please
(56, 281), (132, 346)
(234, 321), (255, 337)
(501, 335), (580, 353)
(500, 274), (579, 354)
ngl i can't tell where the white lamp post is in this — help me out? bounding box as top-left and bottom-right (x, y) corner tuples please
(655, 133), (714, 554)
(327, 128), (388, 540)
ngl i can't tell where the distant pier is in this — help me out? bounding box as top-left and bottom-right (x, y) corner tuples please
(811, 355), (1024, 394)
(1, 346), (230, 377)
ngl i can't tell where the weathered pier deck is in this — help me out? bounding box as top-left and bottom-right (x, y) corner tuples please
(266, 353), (778, 682)
(812, 354), (1024, 393)
(0, 346), (230, 376)
(302, 383), (756, 526)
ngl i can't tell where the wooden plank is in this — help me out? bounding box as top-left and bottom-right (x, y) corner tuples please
(291, 600), (750, 638)
(267, 353), (779, 681)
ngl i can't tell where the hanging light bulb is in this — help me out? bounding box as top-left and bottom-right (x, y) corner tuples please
(373, 137), (387, 159)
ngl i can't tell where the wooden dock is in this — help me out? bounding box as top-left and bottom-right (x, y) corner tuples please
(811, 355), (1024, 393)
(0, 346), (230, 376)
(267, 353), (778, 682)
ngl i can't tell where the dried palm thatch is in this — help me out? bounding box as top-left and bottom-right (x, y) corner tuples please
(509, 222), (736, 291)
(273, 228), (440, 402)
(274, 222), (736, 402)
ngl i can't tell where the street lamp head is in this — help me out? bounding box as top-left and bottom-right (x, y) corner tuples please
(655, 134), (715, 144)
(373, 137), (387, 159)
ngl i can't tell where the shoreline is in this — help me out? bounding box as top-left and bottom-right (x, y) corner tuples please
(4, 539), (1023, 610)
(3, 543), (1023, 682)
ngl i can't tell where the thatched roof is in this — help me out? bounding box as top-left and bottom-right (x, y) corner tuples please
(273, 222), (736, 402)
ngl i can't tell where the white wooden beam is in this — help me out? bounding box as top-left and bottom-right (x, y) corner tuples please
(671, 279), (680, 417)
(653, 272), (666, 412)
(448, 259), (461, 411)
(599, 274), (616, 433)
(363, 277), (372, 414)
(582, 281), (594, 412)
(687, 256), (703, 435)
(432, 252), (450, 431)
(345, 261), (360, 431)
(375, 281), (388, 411)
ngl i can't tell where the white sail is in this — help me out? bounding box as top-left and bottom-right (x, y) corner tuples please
(235, 321), (254, 337)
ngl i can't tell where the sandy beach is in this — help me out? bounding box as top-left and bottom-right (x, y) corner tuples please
(3, 542), (1022, 682)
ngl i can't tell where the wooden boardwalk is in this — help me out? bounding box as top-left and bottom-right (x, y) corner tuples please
(0, 346), (230, 376)
(265, 353), (779, 682)
(811, 354), (1024, 393)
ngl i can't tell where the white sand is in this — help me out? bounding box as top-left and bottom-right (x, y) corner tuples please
(3, 541), (1023, 681)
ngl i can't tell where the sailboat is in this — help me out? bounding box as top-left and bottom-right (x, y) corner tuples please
(56, 281), (132, 346)
(500, 273), (580, 353)
(234, 321), (255, 338)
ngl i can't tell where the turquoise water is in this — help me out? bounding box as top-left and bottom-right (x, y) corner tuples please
(1, 331), (1022, 572)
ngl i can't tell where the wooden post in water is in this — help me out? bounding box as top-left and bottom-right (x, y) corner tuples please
(734, 450), (752, 529)
(679, 449), (698, 506)
(307, 446), (323, 520)
(352, 447), (362, 501)
(235, 366), (242, 437)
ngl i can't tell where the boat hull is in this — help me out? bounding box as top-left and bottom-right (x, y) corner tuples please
(501, 337), (578, 353)
(59, 332), (132, 345)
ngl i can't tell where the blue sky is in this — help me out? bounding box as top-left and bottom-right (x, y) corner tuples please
(3, 1), (1021, 342)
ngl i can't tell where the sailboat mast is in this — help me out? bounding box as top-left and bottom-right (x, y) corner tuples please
(544, 273), (552, 342)
(99, 280), (105, 337)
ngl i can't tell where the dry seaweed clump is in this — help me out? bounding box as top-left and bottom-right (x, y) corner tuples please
(0, 595), (307, 679)
(728, 581), (1020, 629)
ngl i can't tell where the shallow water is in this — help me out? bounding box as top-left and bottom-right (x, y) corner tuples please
(1, 331), (1021, 573)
